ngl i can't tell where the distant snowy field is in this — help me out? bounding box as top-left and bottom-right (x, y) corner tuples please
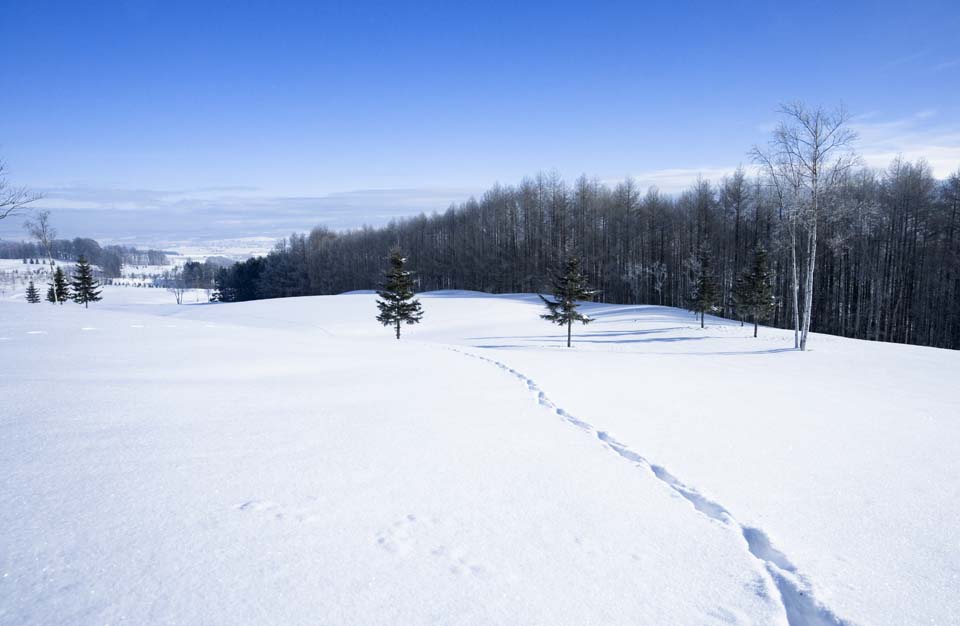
(1, 287), (957, 626)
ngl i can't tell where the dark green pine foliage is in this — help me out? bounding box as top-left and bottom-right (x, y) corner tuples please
(689, 246), (720, 328)
(376, 248), (423, 339)
(540, 256), (597, 348)
(70, 256), (103, 308)
(25, 281), (41, 303)
(734, 246), (776, 337)
(51, 266), (70, 305)
(46, 283), (57, 303)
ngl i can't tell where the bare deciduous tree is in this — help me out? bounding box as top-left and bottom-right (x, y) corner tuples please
(164, 268), (187, 304)
(754, 102), (858, 350)
(752, 143), (804, 348)
(0, 161), (42, 221)
(23, 210), (57, 272)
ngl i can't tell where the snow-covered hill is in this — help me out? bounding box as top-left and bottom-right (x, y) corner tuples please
(2, 288), (957, 626)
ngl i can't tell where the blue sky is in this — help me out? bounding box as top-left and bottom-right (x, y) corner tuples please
(1, 0), (959, 245)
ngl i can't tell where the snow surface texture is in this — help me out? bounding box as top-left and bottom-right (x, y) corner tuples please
(2, 288), (957, 625)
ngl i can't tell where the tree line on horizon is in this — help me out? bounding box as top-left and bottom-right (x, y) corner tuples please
(214, 165), (959, 351)
(0, 237), (172, 278)
(184, 104), (960, 351)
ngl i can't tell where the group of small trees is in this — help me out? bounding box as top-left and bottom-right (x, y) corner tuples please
(376, 248), (774, 345)
(23, 256), (102, 308)
(689, 245), (775, 333)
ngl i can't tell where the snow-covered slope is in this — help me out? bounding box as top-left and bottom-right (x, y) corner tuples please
(2, 288), (957, 626)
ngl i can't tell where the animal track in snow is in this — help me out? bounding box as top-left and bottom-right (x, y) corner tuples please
(237, 500), (285, 519)
(450, 347), (852, 626)
(236, 498), (326, 523)
(375, 514), (488, 577)
(375, 513), (421, 556)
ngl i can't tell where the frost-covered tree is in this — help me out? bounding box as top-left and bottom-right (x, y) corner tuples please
(376, 248), (423, 339)
(733, 246), (776, 337)
(25, 280), (40, 303)
(689, 246), (719, 328)
(70, 256), (102, 308)
(540, 256), (596, 347)
(754, 102), (858, 350)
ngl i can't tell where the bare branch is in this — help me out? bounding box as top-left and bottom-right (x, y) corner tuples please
(0, 161), (43, 221)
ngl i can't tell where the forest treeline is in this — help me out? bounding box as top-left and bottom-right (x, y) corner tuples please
(0, 238), (171, 278)
(214, 157), (960, 350)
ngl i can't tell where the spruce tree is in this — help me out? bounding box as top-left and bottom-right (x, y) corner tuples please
(689, 246), (720, 328)
(46, 283), (57, 303)
(376, 248), (423, 339)
(733, 246), (776, 337)
(25, 280), (41, 303)
(70, 256), (103, 308)
(51, 266), (70, 305)
(540, 256), (597, 348)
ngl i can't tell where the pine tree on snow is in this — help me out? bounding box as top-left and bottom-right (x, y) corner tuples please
(376, 248), (423, 340)
(689, 246), (720, 329)
(50, 267), (70, 305)
(733, 246), (776, 337)
(540, 256), (597, 348)
(70, 256), (103, 308)
(25, 280), (41, 303)
(45, 283), (57, 303)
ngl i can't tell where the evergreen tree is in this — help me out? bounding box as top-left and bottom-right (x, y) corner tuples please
(45, 283), (57, 303)
(733, 246), (776, 337)
(540, 256), (597, 347)
(70, 256), (102, 308)
(689, 246), (720, 328)
(25, 280), (40, 303)
(376, 248), (423, 339)
(51, 266), (70, 305)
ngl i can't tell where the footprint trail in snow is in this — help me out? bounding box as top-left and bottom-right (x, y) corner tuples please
(450, 347), (851, 626)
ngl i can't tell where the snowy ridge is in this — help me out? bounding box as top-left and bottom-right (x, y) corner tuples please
(450, 347), (852, 626)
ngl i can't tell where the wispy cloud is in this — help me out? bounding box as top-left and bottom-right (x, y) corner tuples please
(0, 184), (483, 246)
(881, 48), (930, 70)
(852, 111), (960, 176)
(932, 58), (960, 72)
(616, 166), (743, 194)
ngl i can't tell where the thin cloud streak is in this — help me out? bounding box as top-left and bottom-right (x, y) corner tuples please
(853, 111), (960, 176)
(932, 58), (960, 72)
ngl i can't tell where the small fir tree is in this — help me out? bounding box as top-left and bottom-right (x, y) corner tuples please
(376, 248), (423, 339)
(25, 280), (41, 303)
(51, 266), (70, 305)
(71, 256), (103, 308)
(46, 283), (57, 303)
(689, 246), (720, 328)
(733, 246), (776, 337)
(540, 256), (597, 348)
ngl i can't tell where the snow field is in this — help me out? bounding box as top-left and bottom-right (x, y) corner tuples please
(2, 287), (958, 625)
